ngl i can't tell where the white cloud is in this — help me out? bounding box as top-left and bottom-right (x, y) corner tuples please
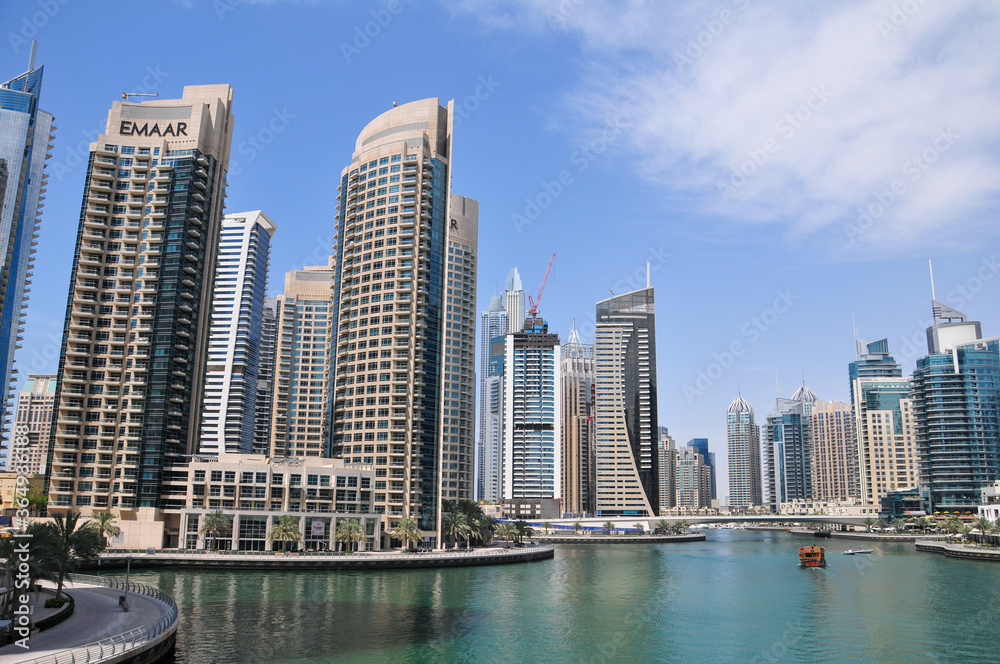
(453, 0), (1000, 256)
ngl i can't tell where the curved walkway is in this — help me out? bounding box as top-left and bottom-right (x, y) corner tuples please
(916, 540), (1000, 562)
(0, 579), (175, 664)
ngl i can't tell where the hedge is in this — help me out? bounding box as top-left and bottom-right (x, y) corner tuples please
(36, 593), (75, 631)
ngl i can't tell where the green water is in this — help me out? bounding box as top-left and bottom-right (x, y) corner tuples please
(118, 531), (999, 663)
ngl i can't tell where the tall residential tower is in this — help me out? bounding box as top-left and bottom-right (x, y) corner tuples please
(48, 86), (234, 514)
(329, 99), (478, 544)
(727, 394), (762, 509)
(199, 210), (275, 454)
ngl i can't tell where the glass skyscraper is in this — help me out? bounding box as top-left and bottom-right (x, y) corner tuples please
(594, 287), (659, 517)
(912, 302), (1000, 511)
(477, 294), (507, 501)
(763, 384), (815, 511)
(727, 394), (762, 509)
(0, 49), (54, 449)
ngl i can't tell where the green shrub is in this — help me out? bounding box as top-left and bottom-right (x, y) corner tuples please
(43, 597), (70, 609)
(36, 594), (74, 631)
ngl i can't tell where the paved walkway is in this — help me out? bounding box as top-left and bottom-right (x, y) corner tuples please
(0, 582), (172, 663)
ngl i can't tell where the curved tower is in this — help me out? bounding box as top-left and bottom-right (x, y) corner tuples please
(330, 99), (478, 546)
(727, 394), (761, 509)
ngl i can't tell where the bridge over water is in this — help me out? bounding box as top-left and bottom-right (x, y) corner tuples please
(530, 515), (868, 530)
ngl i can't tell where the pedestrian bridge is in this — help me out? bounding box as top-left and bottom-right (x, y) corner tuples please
(531, 515), (868, 530)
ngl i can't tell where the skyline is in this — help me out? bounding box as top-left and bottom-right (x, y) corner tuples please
(6, 0), (1000, 499)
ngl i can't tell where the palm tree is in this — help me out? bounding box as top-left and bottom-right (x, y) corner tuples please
(496, 522), (517, 546)
(542, 521), (552, 535)
(675, 520), (691, 534)
(513, 521), (534, 544)
(603, 521), (616, 537)
(633, 523), (645, 536)
(199, 509), (233, 550)
(875, 518), (889, 532)
(656, 520), (671, 535)
(267, 515), (302, 552)
(863, 517), (875, 533)
(472, 514), (497, 547)
(88, 511), (121, 549)
(45, 511), (101, 601)
(0, 522), (57, 590)
(891, 518), (907, 534)
(335, 519), (366, 552)
(573, 522), (583, 535)
(444, 513), (471, 549)
(974, 516), (994, 547)
(388, 516), (421, 551)
(960, 523), (974, 543)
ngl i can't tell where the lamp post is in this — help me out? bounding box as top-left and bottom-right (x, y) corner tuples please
(124, 555), (132, 609)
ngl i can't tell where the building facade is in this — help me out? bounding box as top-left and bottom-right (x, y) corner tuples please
(252, 296), (277, 455)
(176, 454), (381, 552)
(809, 400), (857, 502)
(0, 51), (54, 447)
(594, 287), (659, 517)
(763, 384), (816, 511)
(851, 376), (918, 505)
(657, 426), (676, 514)
(675, 444), (712, 509)
(47, 85), (235, 515)
(10, 374), (55, 474)
(503, 267), (526, 334)
(912, 303), (1000, 511)
(560, 321), (595, 516)
(199, 210), (275, 454)
(503, 319), (561, 502)
(686, 438), (716, 501)
(727, 394), (762, 509)
(477, 294), (507, 500)
(329, 99), (478, 544)
(269, 262), (335, 458)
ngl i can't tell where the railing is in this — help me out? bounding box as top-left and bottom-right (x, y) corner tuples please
(18, 574), (178, 664)
(97, 545), (554, 562)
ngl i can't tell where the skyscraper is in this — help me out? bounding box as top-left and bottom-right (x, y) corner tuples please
(848, 337), (916, 506)
(199, 211), (275, 454)
(727, 394), (762, 509)
(686, 437), (716, 501)
(657, 426), (676, 514)
(329, 99), (478, 544)
(675, 444), (712, 509)
(252, 296), (277, 455)
(48, 85), (234, 514)
(503, 319), (561, 501)
(763, 384), (815, 511)
(594, 287), (659, 517)
(481, 332), (506, 504)
(10, 374), (56, 474)
(270, 262), (335, 458)
(561, 320), (595, 516)
(809, 400), (857, 502)
(0, 46), (54, 447)
(504, 267), (526, 334)
(477, 294), (507, 500)
(912, 301), (1000, 512)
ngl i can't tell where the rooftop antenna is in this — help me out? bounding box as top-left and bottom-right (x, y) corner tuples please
(775, 371), (781, 398)
(646, 262), (651, 288)
(121, 92), (159, 101)
(929, 259), (937, 301)
(28, 41), (37, 72)
(852, 313), (861, 360)
(609, 288), (615, 296)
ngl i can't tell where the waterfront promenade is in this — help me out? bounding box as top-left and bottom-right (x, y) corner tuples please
(0, 576), (176, 664)
(916, 540), (1000, 562)
(534, 533), (705, 544)
(90, 544), (555, 571)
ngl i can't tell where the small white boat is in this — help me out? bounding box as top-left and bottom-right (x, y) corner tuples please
(842, 548), (874, 555)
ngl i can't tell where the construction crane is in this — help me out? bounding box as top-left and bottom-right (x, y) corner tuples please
(527, 253), (556, 325)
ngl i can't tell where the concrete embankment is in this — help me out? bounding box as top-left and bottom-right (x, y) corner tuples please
(916, 541), (1000, 562)
(87, 545), (554, 571)
(534, 533), (706, 544)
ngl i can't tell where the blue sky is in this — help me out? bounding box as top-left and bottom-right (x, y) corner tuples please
(5, 0), (1000, 497)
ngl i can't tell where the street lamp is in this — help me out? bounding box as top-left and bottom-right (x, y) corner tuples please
(123, 555), (132, 611)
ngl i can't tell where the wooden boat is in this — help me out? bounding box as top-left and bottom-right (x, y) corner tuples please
(799, 545), (826, 567)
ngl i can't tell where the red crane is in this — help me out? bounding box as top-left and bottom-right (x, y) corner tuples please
(527, 253), (556, 323)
